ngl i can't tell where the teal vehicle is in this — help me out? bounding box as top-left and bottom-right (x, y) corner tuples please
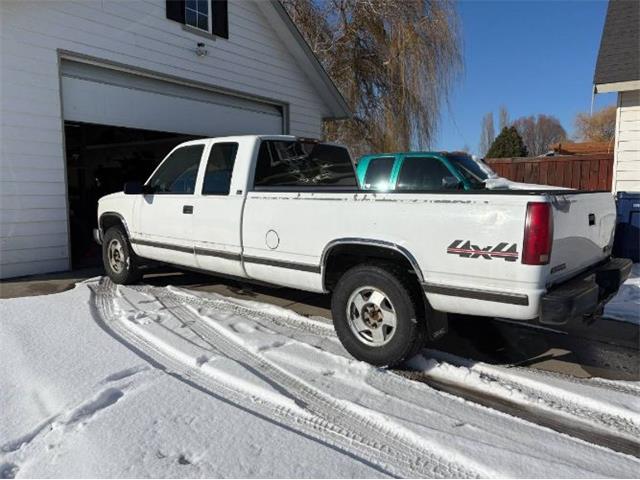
(356, 152), (490, 191)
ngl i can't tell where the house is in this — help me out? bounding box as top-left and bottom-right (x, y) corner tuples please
(0, 0), (349, 279)
(593, 0), (640, 194)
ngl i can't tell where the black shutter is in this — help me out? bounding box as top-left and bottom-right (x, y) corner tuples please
(211, 0), (229, 38)
(166, 0), (185, 24)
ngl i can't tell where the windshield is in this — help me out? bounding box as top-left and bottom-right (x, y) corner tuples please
(446, 155), (488, 189)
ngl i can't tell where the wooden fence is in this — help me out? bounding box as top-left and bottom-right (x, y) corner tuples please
(484, 153), (614, 191)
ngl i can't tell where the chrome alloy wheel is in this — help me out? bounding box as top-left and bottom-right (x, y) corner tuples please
(346, 286), (397, 346)
(107, 238), (126, 274)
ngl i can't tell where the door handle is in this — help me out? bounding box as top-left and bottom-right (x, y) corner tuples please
(183, 205), (193, 214)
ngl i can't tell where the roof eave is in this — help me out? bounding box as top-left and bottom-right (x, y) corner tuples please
(595, 80), (640, 94)
(256, 1), (351, 120)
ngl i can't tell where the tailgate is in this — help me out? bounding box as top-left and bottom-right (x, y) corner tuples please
(548, 192), (617, 284)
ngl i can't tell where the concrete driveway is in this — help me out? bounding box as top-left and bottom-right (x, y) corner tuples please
(1, 266), (638, 381)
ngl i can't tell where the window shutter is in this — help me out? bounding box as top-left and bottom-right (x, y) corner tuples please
(166, 0), (185, 24)
(211, 0), (229, 38)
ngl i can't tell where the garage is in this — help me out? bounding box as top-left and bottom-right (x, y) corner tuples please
(1, 0), (350, 279)
(61, 60), (285, 268)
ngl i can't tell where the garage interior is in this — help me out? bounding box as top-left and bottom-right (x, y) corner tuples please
(65, 122), (197, 268)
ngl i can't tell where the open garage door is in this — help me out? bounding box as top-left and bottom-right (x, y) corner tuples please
(60, 60), (284, 136)
(61, 60), (284, 268)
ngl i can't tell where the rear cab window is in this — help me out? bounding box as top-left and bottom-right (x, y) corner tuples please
(202, 142), (238, 195)
(253, 140), (357, 189)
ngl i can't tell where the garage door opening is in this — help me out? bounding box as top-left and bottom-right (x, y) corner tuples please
(65, 121), (199, 269)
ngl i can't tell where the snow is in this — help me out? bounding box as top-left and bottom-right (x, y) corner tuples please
(0, 284), (381, 478)
(1, 278), (639, 478)
(409, 350), (640, 444)
(604, 263), (640, 325)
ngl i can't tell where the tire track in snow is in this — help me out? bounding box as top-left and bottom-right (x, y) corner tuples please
(89, 281), (398, 478)
(163, 297), (479, 478)
(91, 279), (481, 478)
(507, 366), (640, 397)
(414, 350), (640, 445)
(166, 286), (639, 398)
(164, 285), (640, 456)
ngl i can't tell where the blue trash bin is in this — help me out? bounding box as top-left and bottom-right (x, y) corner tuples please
(613, 192), (640, 262)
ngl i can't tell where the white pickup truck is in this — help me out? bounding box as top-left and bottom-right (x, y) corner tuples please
(95, 135), (632, 366)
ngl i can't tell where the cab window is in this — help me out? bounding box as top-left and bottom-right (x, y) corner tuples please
(147, 144), (204, 194)
(396, 156), (456, 191)
(363, 157), (395, 190)
(202, 142), (238, 195)
(446, 155), (488, 189)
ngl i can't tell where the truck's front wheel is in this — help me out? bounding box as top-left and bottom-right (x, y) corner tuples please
(102, 226), (142, 285)
(331, 264), (425, 367)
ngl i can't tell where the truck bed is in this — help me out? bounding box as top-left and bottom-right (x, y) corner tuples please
(242, 189), (616, 320)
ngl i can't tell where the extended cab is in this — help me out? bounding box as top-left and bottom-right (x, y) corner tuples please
(95, 135), (632, 366)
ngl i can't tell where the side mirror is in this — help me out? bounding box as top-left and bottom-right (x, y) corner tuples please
(442, 176), (462, 190)
(124, 181), (143, 194)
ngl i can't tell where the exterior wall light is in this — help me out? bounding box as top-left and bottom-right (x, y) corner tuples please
(196, 42), (208, 57)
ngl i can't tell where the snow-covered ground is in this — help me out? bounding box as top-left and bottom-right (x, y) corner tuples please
(0, 275), (639, 478)
(604, 263), (640, 325)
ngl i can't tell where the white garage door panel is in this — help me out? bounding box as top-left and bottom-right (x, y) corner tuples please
(62, 77), (282, 136)
(60, 61), (283, 136)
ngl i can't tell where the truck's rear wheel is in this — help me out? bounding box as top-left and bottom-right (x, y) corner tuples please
(331, 264), (425, 367)
(102, 226), (142, 285)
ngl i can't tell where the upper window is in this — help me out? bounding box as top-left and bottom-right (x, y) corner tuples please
(254, 140), (357, 188)
(362, 157), (395, 190)
(202, 142), (238, 195)
(147, 144), (204, 194)
(185, 0), (210, 32)
(166, 0), (228, 39)
(396, 156), (457, 191)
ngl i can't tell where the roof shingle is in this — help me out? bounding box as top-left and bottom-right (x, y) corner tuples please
(594, 0), (640, 86)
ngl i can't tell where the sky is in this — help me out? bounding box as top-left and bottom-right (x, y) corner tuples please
(434, 0), (617, 154)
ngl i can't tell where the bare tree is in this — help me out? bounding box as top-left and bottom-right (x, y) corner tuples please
(574, 106), (616, 142)
(512, 114), (566, 156)
(283, 0), (462, 156)
(498, 105), (509, 131)
(479, 112), (495, 156)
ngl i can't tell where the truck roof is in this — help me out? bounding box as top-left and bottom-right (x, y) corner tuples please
(358, 151), (472, 160)
(184, 134), (297, 142)
(176, 135), (346, 149)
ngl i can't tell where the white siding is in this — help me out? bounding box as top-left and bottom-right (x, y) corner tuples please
(613, 90), (640, 194)
(0, 0), (330, 278)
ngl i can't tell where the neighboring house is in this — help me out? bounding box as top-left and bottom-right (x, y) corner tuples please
(0, 0), (349, 279)
(593, 0), (640, 194)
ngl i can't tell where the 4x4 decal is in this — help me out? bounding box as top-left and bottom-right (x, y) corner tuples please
(447, 240), (519, 262)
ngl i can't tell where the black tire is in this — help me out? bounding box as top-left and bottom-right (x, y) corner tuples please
(331, 263), (426, 367)
(102, 226), (142, 285)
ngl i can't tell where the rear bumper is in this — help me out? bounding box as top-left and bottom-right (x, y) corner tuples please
(540, 257), (633, 325)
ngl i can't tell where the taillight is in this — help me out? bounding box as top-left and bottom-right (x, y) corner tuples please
(522, 202), (553, 265)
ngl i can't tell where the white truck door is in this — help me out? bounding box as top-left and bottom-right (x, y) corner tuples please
(192, 141), (245, 277)
(131, 142), (205, 268)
